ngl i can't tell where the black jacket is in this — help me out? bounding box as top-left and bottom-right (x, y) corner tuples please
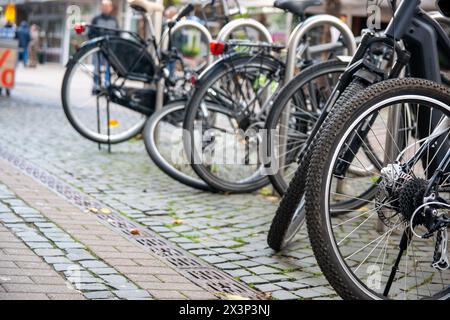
(88, 14), (119, 39)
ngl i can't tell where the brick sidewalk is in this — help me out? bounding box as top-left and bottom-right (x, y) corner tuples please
(0, 223), (84, 300)
(0, 159), (216, 300)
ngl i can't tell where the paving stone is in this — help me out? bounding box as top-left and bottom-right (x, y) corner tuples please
(84, 291), (116, 300)
(271, 290), (299, 300)
(66, 252), (96, 261)
(44, 256), (72, 264)
(275, 281), (309, 290)
(74, 283), (109, 291)
(254, 283), (281, 292)
(201, 255), (227, 264)
(249, 266), (280, 275)
(240, 275), (267, 285)
(89, 267), (117, 275)
(79, 260), (109, 269)
(225, 269), (251, 278)
(47, 293), (84, 300)
(113, 289), (151, 299)
(293, 289), (325, 299)
(260, 274), (291, 282)
(26, 242), (54, 249)
(34, 248), (64, 257)
(54, 242), (84, 249)
(99, 274), (128, 284)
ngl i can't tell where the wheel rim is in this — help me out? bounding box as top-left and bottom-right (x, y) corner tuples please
(146, 103), (209, 189)
(186, 58), (283, 190)
(324, 94), (450, 299)
(281, 196), (306, 248)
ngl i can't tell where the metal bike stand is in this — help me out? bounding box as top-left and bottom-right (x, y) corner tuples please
(156, 20), (214, 113)
(278, 15), (357, 176)
(216, 18), (273, 43)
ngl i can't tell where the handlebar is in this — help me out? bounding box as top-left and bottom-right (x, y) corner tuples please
(175, 4), (195, 22)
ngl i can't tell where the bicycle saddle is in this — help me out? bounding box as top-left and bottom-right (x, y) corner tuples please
(274, 0), (323, 16)
(128, 0), (164, 13)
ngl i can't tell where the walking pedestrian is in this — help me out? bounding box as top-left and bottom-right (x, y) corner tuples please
(15, 21), (31, 67)
(88, 0), (119, 93)
(28, 24), (40, 68)
(88, 0), (119, 39)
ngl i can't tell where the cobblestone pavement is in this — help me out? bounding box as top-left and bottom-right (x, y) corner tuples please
(0, 65), (339, 300)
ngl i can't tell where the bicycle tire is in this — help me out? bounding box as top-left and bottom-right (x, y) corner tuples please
(143, 101), (216, 191)
(183, 53), (284, 193)
(267, 79), (368, 251)
(306, 78), (450, 300)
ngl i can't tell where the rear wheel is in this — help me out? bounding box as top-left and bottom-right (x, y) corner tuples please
(306, 79), (450, 300)
(143, 101), (216, 191)
(62, 45), (147, 144)
(183, 54), (284, 193)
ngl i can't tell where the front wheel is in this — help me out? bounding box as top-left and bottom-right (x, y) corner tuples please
(306, 79), (450, 300)
(267, 78), (367, 252)
(143, 101), (215, 191)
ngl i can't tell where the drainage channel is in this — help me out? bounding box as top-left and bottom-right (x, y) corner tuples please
(0, 144), (261, 299)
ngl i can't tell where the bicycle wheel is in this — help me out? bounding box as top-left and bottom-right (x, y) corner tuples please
(306, 78), (450, 300)
(62, 44), (147, 144)
(183, 53), (284, 193)
(266, 60), (347, 195)
(268, 79), (368, 251)
(143, 100), (216, 191)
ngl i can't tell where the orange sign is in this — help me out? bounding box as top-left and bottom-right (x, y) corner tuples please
(5, 4), (16, 23)
(0, 47), (17, 89)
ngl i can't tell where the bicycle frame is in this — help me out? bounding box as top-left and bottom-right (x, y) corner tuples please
(401, 116), (450, 197)
(199, 47), (285, 128)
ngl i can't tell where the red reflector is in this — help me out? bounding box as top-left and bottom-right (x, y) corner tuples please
(210, 41), (226, 56)
(74, 23), (86, 35)
(190, 74), (197, 85)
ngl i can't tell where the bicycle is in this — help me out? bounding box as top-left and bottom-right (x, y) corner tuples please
(267, 0), (450, 251)
(180, 0), (355, 193)
(62, 2), (201, 146)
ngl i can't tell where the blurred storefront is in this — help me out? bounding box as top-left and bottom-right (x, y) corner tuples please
(0, 0), (133, 64)
(0, 0), (440, 64)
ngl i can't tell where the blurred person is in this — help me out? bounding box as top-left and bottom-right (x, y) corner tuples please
(88, 0), (119, 39)
(15, 21), (31, 67)
(28, 24), (40, 68)
(88, 0), (119, 93)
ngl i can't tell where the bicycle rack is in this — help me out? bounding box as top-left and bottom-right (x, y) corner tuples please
(216, 18), (273, 43)
(155, 20), (214, 112)
(155, 17), (272, 112)
(278, 14), (357, 173)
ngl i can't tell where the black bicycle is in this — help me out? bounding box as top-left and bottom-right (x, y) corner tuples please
(61, 3), (205, 145)
(268, 0), (450, 251)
